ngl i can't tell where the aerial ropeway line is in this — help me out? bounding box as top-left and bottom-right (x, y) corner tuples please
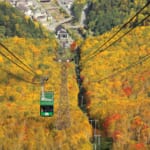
(0, 42), (37, 75)
(0, 66), (40, 85)
(81, 13), (150, 65)
(0, 26), (74, 120)
(82, 0), (150, 60)
(0, 42), (53, 117)
(0, 50), (34, 75)
(81, 1), (150, 64)
(54, 30), (74, 128)
(91, 53), (150, 83)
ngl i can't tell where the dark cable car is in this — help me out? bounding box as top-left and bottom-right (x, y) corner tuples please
(40, 91), (54, 117)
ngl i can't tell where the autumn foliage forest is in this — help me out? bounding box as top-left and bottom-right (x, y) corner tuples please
(0, 37), (92, 149)
(0, 2), (92, 150)
(0, 0), (150, 150)
(80, 26), (150, 149)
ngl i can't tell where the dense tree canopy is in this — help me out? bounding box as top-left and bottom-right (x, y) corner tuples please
(85, 0), (149, 35)
(0, 3), (92, 149)
(0, 37), (92, 149)
(0, 0), (150, 149)
(80, 26), (150, 149)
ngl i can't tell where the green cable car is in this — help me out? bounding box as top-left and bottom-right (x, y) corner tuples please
(40, 91), (54, 117)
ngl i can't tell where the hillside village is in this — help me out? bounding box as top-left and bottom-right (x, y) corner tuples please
(8, 0), (53, 29)
(4, 0), (75, 48)
(7, 0), (75, 30)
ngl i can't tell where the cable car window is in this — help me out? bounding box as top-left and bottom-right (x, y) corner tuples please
(40, 106), (53, 112)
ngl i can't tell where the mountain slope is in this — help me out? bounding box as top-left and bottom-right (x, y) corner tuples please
(0, 2), (92, 149)
(0, 37), (92, 149)
(80, 26), (150, 149)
